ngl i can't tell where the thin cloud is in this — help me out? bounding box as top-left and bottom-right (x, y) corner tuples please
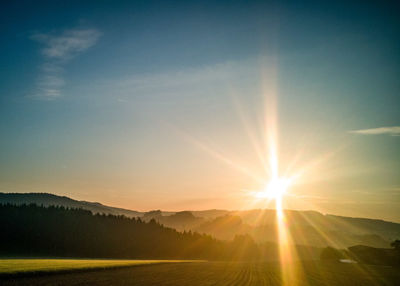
(349, 126), (400, 136)
(31, 29), (101, 61)
(117, 62), (236, 92)
(30, 28), (101, 100)
(108, 59), (260, 100)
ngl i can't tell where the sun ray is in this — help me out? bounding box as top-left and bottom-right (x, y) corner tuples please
(168, 61), (359, 286)
(167, 124), (266, 184)
(231, 93), (269, 172)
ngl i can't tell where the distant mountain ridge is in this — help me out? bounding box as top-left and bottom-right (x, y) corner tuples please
(0, 192), (226, 219)
(1, 192), (399, 248)
(0, 193), (143, 217)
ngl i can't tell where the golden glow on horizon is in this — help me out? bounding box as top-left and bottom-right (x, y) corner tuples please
(169, 62), (380, 286)
(160, 62), (384, 284)
(172, 63), (366, 286)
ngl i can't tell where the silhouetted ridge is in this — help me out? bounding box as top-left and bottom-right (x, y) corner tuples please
(0, 192), (142, 217)
(0, 204), (224, 259)
(2, 192), (399, 248)
(0, 204), (323, 261)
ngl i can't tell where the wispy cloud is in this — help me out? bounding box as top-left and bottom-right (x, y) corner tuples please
(30, 28), (101, 100)
(349, 126), (400, 136)
(107, 59), (262, 103)
(117, 62), (237, 93)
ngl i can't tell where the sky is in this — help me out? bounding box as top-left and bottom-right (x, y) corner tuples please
(0, 0), (399, 221)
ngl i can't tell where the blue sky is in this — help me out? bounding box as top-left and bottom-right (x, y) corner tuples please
(0, 0), (399, 221)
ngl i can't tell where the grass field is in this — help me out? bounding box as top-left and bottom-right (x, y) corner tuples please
(1, 261), (399, 286)
(0, 259), (195, 275)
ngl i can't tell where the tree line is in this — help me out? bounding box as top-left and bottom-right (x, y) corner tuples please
(0, 204), (281, 260)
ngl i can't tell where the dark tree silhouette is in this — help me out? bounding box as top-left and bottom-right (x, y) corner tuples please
(0, 204), (267, 260)
(1, 204), (324, 261)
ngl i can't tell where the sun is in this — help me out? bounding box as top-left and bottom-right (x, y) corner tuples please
(254, 176), (291, 200)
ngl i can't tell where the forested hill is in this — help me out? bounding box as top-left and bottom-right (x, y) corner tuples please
(2, 192), (399, 248)
(1, 204), (322, 261)
(0, 192), (220, 218)
(0, 192), (142, 217)
(0, 204), (222, 259)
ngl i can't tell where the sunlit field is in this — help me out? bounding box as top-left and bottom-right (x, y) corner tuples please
(0, 259), (196, 275)
(2, 261), (399, 286)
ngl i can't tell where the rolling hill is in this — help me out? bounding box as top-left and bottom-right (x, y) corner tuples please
(1, 192), (399, 248)
(0, 193), (143, 217)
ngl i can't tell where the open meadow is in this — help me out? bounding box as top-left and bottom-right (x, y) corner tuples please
(0, 259), (194, 276)
(1, 260), (399, 286)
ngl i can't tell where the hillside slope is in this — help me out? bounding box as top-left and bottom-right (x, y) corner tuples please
(2, 192), (399, 248)
(0, 193), (142, 217)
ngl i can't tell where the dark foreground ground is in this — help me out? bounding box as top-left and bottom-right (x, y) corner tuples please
(1, 261), (399, 286)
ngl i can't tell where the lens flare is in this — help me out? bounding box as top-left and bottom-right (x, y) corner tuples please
(254, 176), (291, 200)
(171, 63), (352, 285)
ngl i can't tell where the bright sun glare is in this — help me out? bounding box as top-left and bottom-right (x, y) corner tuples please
(254, 177), (291, 200)
(181, 66), (316, 285)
